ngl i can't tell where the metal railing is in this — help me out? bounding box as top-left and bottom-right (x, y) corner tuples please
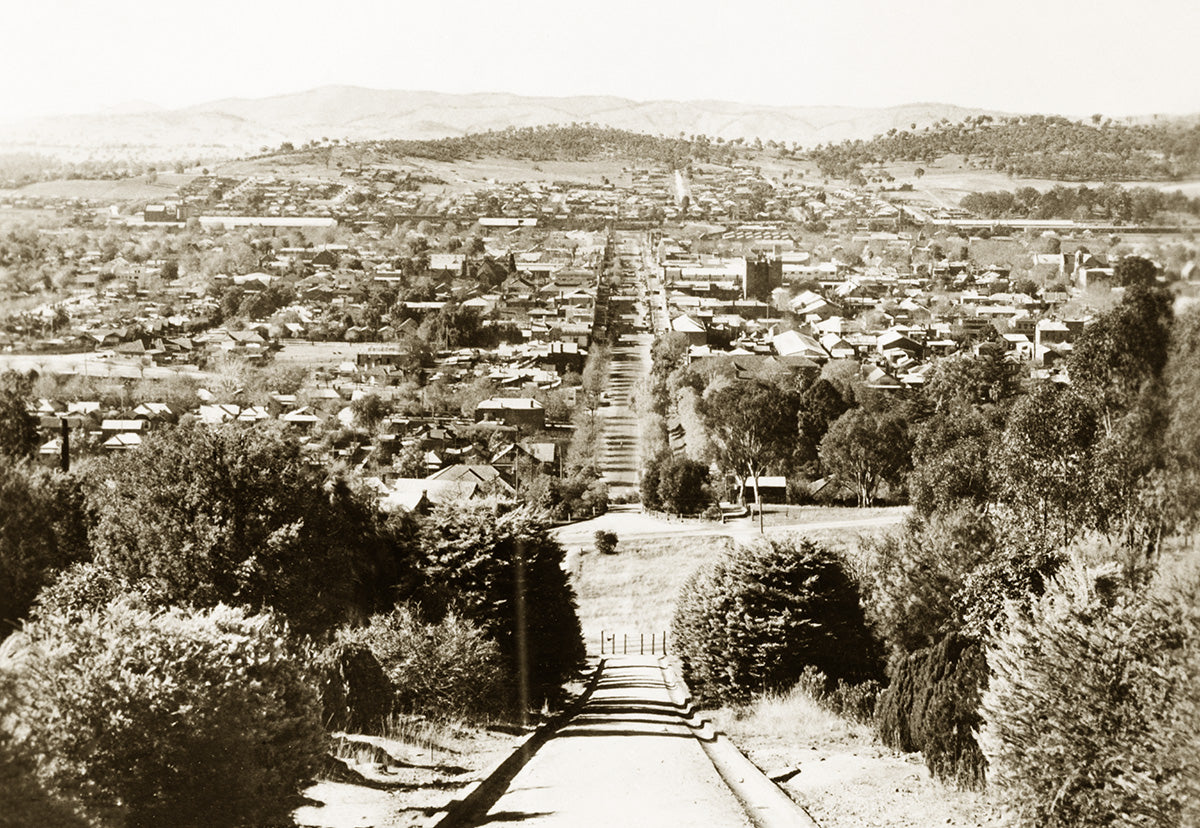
(598, 630), (668, 656)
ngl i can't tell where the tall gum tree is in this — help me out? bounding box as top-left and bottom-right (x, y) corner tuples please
(701, 379), (798, 532)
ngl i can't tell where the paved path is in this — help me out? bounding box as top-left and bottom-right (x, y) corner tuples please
(595, 332), (651, 496)
(467, 657), (751, 827)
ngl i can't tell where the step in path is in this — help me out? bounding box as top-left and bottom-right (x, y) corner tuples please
(464, 656), (752, 827)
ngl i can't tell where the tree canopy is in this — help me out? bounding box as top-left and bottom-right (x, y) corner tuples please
(701, 379), (798, 527)
(819, 407), (911, 507)
(416, 502), (585, 705)
(83, 422), (411, 636)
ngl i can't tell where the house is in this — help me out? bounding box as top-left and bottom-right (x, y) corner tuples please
(427, 463), (515, 496)
(819, 333), (856, 359)
(740, 476), (788, 505)
(102, 433), (142, 451)
(101, 419), (147, 436)
(865, 365), (903, 390)
(377, 478), (483, 513)
(475, 398), (546, 430)
(491, 441), (559, 482)
(670, 314), (708, 346)
(999, 333), (1035, 361)
(876, 329), (923, 358)
(772, 329), (828, 361)
(280, 406), (321, 429)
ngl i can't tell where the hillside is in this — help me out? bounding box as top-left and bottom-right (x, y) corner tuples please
(0, 85), (998, 161)
(808, 114), (1200, 182)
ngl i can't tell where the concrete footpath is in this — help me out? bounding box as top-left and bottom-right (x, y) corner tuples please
(464, 657), (753, 827)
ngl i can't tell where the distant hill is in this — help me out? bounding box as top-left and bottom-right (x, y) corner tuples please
(808, 114), (1200, 181)
(0, 85), (1004, 161)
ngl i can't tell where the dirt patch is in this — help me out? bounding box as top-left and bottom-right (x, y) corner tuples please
(709, 690), (1000, 828)
(294, 725), (525, 828)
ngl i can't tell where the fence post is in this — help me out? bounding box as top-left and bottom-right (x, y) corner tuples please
(600, 630), (605, 655)
(623, 634), (627, 655)
(640, 634), (644, 655)
(663, 630), (667, 656)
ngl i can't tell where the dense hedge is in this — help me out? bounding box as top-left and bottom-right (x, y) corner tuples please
(2, 600), (324, 828)
(875, 632), (988, 789)
(312, 641), (395, 733)
(671, 537), (880, 705)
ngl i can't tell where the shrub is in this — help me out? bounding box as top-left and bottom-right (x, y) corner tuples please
(793, 665), (880, 726)
(3, 600), (324, 828)
(656, 455), (710, 513)
(982, 560), (1200, 827)
(0, 664), (92, 828)
(671, 537), (881, 705)
(875, 632), (988, 789)
(418, 503), (585, 706)
(594, 530), (618, 555)
(352, 604), (509, 718)
(30, 561), (146, 624)
(312, 640), (395, 733)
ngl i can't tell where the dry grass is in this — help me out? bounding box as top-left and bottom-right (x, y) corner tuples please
(569, 510), (903, 655)
(4, 174), (194, 201)
(573, 534), (731, 653)
(710, 685), (871, 752)
(706, 686), (1001, 828)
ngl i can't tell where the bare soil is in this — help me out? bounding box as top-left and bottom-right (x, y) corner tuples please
(294, 725), (525, 828)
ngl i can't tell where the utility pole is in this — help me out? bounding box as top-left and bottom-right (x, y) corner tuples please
(514, 538), (530, 728)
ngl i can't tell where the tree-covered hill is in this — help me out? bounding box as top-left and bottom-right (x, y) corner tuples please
(296, 124), (757, 168)
(808, 115), (1200, 182)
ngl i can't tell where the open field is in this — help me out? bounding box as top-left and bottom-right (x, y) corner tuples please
(874, 155), (1200, 206)
(572, 533), (732, 650)
(0, 172), (196, 202)
(564, 505), (905, 655)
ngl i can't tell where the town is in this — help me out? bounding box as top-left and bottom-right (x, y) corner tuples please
(2, 114), (1200, 828)
(3, 130), (1197, 517)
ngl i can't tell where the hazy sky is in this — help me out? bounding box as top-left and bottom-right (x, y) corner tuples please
(3, 0), (1196, 121)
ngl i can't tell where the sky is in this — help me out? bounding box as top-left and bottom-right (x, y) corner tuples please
(2, 0), (1197, 122)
